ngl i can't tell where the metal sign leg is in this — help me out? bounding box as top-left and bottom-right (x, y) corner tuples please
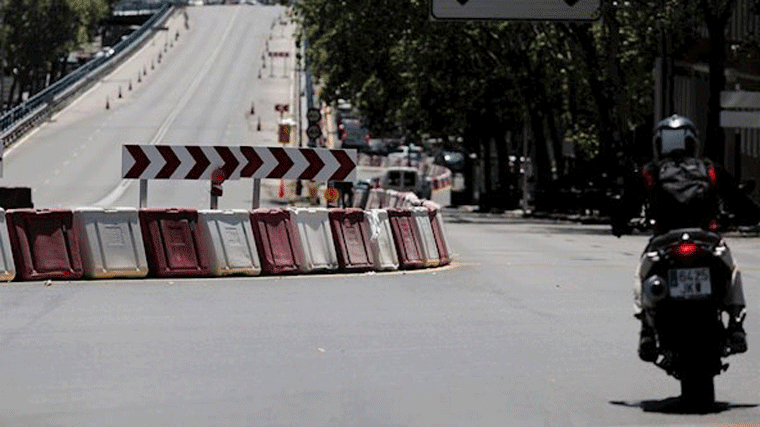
(252, 178), (261, 209)
(139, 179), (148, 208)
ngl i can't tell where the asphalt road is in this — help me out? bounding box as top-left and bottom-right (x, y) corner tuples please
(0, 217), (759, 426)
(0, 5), (758, 427)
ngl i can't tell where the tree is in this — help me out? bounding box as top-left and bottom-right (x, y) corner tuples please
(1, 0), (108, 108)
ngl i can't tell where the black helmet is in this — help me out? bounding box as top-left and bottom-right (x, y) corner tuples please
(653, 114), (700, 160)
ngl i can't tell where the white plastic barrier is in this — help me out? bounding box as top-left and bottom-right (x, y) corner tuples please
(198, 210), (261, 276)
(411, 207), (441, 267)
(365, 209), (399, 271)
(366, 189), (386, 209)
(290, 208), (339, 273)
(0, 209), (15, 281)
(385, 189), (401, 208)
(74, 207), (148, 279)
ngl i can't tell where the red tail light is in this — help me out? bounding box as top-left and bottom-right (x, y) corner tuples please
(707, 164), (717, 187)
(709, 219), (719, 232)
(669, 242), (702, 259)
(642, 167), (654, 189)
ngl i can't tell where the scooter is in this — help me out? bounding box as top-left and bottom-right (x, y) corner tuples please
(638, 228), (745, 407)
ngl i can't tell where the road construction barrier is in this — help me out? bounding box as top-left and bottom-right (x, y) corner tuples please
(366, 189), (386, 209)
(385, 190), (402, 209)
(411, 207), (441, 267)
(250, 208), (304, 275)
(139, 208), (211, 278)
(329, 208), (374, 272)
(426, 206), (451, 266)
(198, 210), (261, 276)
(290, 208), (338, 273)
(6, 209), (83, 281)
(386, 208), (425, 269)
(74, 208), (148, 279)
(0, 209), (15, 281)
(364, 209), (398, 271)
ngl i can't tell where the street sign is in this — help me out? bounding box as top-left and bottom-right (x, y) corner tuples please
(430, 0), (600, 21)
(306, 125), (322, 140)
(122, 145), (358, 181)
(324, 187), (339, 204)
(306, 108), (321, 123)
(275, 104), (289, 113)
(278, 124), (291, 144)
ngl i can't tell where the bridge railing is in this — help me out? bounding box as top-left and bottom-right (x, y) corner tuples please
(0, 3), (173, 147)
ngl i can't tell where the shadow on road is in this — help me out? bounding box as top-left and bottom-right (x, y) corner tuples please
(610, 398), (758, 414)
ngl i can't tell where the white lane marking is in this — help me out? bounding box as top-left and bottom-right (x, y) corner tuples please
(95, 11), (241, 207)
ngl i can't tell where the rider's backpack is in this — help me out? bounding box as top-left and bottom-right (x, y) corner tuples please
(650, 156), (716, 229)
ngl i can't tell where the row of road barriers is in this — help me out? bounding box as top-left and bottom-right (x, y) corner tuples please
(0, 206), (451, 282)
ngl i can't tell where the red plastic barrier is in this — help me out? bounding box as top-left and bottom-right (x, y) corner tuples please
(427, 207), (451, 266)
(386, 208), (425, 269)
(329, 208), (373, 272)
(249, 209), (304, 275)
(6, 209), (83, 281)
(139, 209), (211, 277)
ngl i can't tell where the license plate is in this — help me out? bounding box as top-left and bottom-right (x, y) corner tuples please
(668, 267), (712, 298)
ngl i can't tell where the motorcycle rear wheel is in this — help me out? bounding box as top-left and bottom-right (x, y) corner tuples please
(680, 375), (715, 410)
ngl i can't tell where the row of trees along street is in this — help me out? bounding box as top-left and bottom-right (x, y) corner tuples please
(293, 0), (759, 212)
(0, 0), (117, 112)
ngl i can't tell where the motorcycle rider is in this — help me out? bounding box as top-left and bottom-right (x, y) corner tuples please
(630, 115), (747, 361)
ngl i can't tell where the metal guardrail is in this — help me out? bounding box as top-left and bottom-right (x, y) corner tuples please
(0, 3), (174, 147)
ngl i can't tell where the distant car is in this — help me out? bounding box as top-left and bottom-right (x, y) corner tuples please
(388, 144), (424, 165)
(366, 138), (398, 156)
(187, 0), (204, 6)
(339, 119), (370, 152)
(380, 167), (431, 199)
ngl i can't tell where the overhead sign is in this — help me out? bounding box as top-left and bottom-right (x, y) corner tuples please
(430, 0), (600, 21)
(122, 145), (357, 181)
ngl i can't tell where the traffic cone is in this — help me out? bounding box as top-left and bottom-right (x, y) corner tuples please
(137, 72), (141, 83)
(118, 86), (122, 98)
(129, 80), (132, 91)
(258, 70), (262, 79)
(143, 66), (147, 75)
(250, 102), (255, 115)
(278, 180), (285, 198)
(257, 117), (261, 131)
(106, 96), (110, 110)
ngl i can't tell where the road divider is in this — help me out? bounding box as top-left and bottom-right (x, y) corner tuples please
(199, 209), (261, 277)
(75, 207), (148, 279)
(365, 209), (399, 271)
(291, 208), (339, 273)
(329, 208), (374, 272)
(250, 208), (304, 275)
(0, 206), (451, 282)
(0, 210), (15, 281)
(6, 209), (83, 281)
(387, 208), (426, 270)
(139, 208), (211, 278)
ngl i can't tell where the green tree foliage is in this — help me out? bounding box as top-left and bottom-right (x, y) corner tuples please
(1, 0), (108, 108)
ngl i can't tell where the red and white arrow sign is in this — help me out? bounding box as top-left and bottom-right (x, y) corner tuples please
(122, 145), (357, 181)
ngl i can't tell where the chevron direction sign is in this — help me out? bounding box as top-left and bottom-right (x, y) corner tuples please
(122, 145), (357, 182)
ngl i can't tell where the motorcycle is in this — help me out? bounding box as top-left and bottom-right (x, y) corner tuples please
(638, 227), (744, 407)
